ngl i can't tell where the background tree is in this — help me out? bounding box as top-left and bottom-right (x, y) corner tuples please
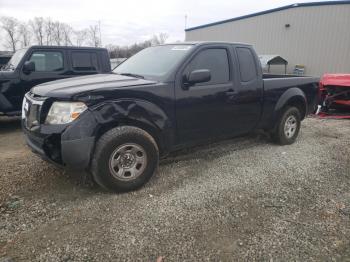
(0, 16), (19, 51)
(18, 22), (32, 47)
(52, 21), (63, 46)
(30, 17), (45, 45)
(0, 15), (171, 58)
(44, 18), (54, 45)
(107, 33), (169, 58)
(88, 25), (101, 47)
(61, 23), (73, 46)
(151, 33), (168, 45)
(74, 29), (88, 46)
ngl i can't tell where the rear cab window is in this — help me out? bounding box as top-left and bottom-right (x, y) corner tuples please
(236, 47), (258, 82)
(71, 51), (100, 72)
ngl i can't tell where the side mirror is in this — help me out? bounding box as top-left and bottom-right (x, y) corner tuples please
(23, 61), (35, 74)
(185, 69), (211, 88)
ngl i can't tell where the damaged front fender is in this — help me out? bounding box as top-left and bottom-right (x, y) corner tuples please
(91, 99), (174, 153)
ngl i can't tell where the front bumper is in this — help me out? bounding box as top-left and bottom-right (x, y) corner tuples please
(22, 110), (98, 170)
(61, 136), (95, 168)
(23, 126), (95, 169)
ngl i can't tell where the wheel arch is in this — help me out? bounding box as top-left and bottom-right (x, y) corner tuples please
(274, 87), (307, 123)
(95, 118), (163, 151)
(91, 99), (173, 155)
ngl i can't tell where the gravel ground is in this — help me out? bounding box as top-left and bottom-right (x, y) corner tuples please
(0, 116), (349, 261)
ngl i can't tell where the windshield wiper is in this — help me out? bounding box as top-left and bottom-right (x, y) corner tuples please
(119, 73), (144, 79)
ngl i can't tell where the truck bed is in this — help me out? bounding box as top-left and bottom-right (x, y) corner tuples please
(259, 74), (320, 129)
(263, 75), (319, 90)
(263, 73), (318, 79)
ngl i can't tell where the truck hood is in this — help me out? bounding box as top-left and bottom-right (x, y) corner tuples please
(31, 73), (157, 98)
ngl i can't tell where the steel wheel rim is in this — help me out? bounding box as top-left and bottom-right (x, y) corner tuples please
(284, 115), (297, 138)
(109, 143), (147, 181)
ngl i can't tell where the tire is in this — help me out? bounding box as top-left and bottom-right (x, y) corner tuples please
(271, 106), (301, 145)
(91, 126), (159, 192)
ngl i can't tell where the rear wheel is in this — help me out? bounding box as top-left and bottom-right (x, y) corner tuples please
(91, 126), (159, 192)
(271, 107), (301, 145)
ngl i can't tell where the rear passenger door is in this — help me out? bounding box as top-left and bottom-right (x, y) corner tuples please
(70, 51), (101, 76)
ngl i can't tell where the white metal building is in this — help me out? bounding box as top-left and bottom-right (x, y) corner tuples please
(185, 1), (350, 76)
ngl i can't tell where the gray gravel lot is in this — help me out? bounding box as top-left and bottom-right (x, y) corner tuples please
(0, 117), (349, 261)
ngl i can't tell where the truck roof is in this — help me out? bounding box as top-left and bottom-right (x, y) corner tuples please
(26, 45), (108, 51)
(163, 41), (252, 47)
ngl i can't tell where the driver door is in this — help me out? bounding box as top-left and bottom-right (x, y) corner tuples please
(175, 45), (243, 144)
(19, 49), (69, 95)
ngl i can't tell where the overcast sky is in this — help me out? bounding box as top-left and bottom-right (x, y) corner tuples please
(0, 0), (329, 49)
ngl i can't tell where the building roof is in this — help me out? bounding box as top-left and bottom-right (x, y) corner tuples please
(185, 1), (350, 32)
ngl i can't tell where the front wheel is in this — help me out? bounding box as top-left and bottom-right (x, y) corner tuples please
(271, 107), (301, 145)
(91, 126), (159, 192)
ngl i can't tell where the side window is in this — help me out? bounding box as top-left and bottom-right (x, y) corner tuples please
(236, 47), (257, 82)
(71, 52), (99, 71)
(185, 48), (230, 85)
(28, 51), (63, 72)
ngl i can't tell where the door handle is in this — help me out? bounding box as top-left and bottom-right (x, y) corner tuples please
(225, 89), (237, 96)
(225, 89), (238, 103)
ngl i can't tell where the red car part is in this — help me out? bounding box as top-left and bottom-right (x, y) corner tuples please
(317, 74), (350, 119)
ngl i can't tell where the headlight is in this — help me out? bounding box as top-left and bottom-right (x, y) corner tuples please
(45, 102), (87, 124)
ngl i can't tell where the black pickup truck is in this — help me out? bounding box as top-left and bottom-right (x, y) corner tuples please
(0, 45), (111, 116)
(22, 42), (319, 192)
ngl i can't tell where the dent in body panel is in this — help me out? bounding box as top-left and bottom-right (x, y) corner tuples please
(93, 99), (170, 128)
(90, 98), (174, 152)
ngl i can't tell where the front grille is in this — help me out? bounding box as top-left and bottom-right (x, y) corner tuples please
(23, 93), (46, 129)
(26, 104), (40, 128)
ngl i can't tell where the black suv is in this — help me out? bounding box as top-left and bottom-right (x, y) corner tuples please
(0, 46), (111, 116)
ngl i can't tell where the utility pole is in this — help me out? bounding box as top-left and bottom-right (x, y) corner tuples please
(184, 15), (188, 30)
(98, 20), (102, 47)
